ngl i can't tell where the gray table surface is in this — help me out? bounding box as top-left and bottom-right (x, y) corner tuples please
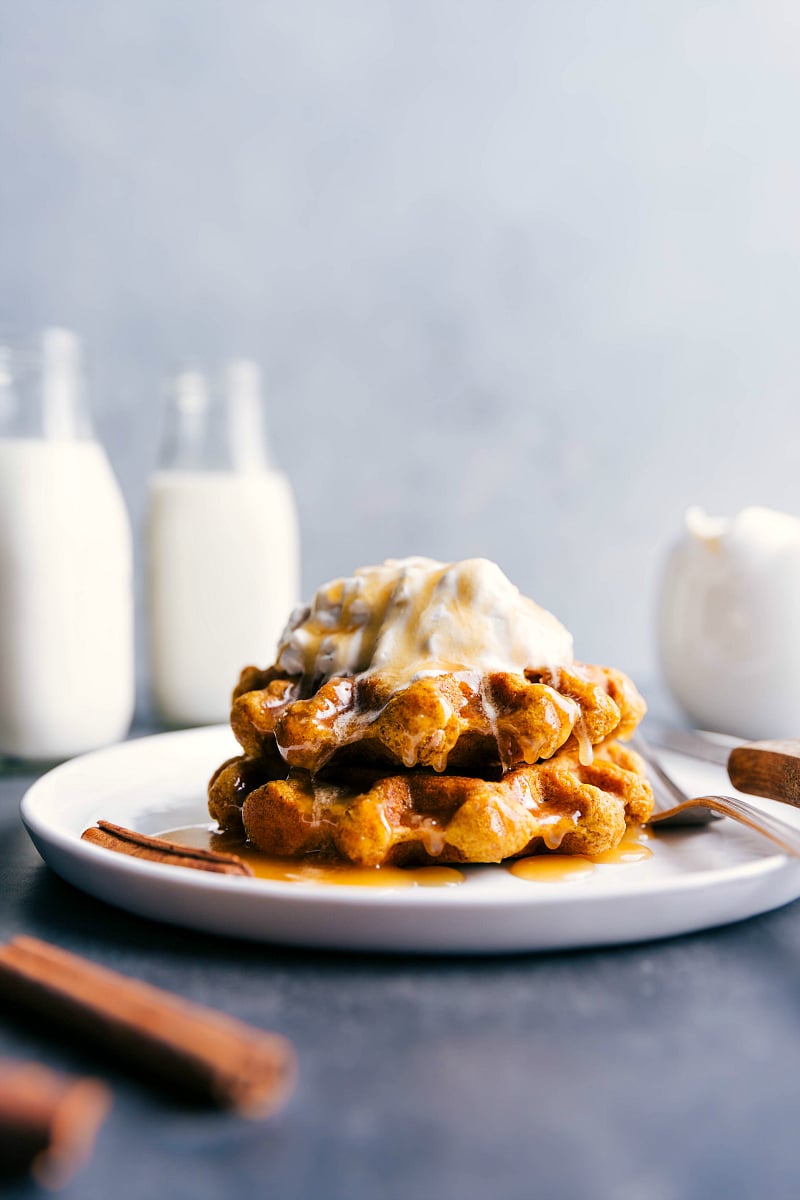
(2, 734), (800, 1200)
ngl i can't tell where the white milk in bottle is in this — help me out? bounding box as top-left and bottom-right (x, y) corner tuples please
(147, 361), (300, 725)
(0, 329), (134, 760)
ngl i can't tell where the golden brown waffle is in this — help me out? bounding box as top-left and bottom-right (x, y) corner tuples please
(209, 741), (653, 868)
(229, 662), (646, 774)
(208, 742), (287, 834)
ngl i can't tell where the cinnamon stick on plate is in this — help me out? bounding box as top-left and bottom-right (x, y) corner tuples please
(81, 821), (254, 876)
(0, 938), (296, 1117)
(0, 1060), (111, 1187)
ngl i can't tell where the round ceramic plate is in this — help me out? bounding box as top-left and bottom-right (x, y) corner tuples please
(20, 725), (800, 955)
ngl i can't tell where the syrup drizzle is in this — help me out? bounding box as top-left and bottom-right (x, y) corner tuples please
(274, 557), (577, 773)
(159, 825), (465, 888)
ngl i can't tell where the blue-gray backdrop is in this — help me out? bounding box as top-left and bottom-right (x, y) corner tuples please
(2, 1), (799, 699)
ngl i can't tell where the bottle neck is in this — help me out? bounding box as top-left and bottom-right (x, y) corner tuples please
(157, 372), (211, 470)
(0, 330), (93, 441)
(225, 360), (272, 473)
(157, 363), (274, 473)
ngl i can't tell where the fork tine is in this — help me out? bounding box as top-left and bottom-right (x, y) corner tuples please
(630, 733), (687, 806)
(630, 733), (721, 825)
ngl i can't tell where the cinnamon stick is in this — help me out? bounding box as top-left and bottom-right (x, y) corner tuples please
(0, 938), (296, 1116)
(0, 1060), (110, 1187)
(81, 821), (254, 876)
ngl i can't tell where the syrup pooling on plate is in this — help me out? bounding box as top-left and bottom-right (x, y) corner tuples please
(159, 824), (652, 887)
(591, 827), (653, 865)
(510, 856), (596, 882)
(509, 826), (653, 883)
(159, 826), (465, 888)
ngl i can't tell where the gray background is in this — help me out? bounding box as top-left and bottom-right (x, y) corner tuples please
(4, 12), (800, 1199)
(3, 0), (800, 691)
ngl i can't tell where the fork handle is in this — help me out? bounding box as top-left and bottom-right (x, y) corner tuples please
(728, 740), (800, 806)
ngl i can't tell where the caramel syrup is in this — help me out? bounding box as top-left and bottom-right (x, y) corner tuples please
(509, 826), (653, 883)
(158, 824), (652, 889)
(159, 826), (465, 888)
(510, 856), (596, 883)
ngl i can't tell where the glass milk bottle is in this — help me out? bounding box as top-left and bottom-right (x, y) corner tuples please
(0, 329), (135, 760)
(147, 361), (300, 725)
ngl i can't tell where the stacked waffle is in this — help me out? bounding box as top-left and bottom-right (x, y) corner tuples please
(208, 559), (653, 867)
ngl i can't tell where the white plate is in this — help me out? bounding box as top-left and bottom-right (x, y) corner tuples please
(20, 726), (800, 955)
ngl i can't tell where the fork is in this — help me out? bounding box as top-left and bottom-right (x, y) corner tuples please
(631, 734), (800, 859)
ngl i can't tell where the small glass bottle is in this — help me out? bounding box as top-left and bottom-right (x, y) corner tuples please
(147, 360), (300, 726)
(0, 329), (135, 760)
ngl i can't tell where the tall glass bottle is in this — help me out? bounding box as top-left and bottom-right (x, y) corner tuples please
(0, 329), (134, 760)
(147, 361), (300, 725)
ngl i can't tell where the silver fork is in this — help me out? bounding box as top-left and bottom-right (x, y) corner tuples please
(631, 734), (800, 858)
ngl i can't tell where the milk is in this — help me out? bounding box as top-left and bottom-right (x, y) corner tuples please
(0, 438), (135, 759)
(147, 363), (300, 726)
(148, 470), (299, 725)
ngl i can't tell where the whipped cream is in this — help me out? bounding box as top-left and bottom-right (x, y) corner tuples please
(276, 557), (574, 688)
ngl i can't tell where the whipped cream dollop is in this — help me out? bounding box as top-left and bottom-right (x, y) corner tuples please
(276, 557), (574, 688)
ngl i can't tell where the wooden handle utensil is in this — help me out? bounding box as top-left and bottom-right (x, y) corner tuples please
(728, 739), (800, 805)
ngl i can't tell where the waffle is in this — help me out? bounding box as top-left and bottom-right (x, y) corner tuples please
(208, 742), (287, 835)
(229, 661), (646, 774)
(210, 558), (652, 868)
(209, 740), (653, 867)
